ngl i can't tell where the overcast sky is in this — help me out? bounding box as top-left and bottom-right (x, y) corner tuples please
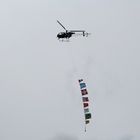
(0, 0), (140, 140)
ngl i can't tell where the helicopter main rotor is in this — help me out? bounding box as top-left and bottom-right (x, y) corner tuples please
(57, 20), (67, 32)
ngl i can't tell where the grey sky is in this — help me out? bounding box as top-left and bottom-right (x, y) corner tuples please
(0, 0), (140, 140)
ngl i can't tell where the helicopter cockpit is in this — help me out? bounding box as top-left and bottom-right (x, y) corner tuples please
(58, 32), (65, 35)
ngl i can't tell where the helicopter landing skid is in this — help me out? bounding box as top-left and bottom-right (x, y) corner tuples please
(59, 39), (70, 42)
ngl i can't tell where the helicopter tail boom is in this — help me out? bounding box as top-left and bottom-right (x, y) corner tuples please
(69, 30), (86, 36)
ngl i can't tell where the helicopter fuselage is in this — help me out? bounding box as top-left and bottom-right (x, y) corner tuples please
(57, 32), (75, 39)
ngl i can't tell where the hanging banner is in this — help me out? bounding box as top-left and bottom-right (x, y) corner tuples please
(78, 79), (92, 132)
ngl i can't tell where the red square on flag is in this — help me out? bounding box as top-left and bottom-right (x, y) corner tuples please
(83, 103), (88, 107)
(81, 89), (88, 95)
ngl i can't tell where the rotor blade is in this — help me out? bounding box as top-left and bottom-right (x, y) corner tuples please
(57, 20), (67, 31)
(69, 30), (85, 32)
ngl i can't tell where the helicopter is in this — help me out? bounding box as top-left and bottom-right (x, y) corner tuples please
(57, 20), (90, 41)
